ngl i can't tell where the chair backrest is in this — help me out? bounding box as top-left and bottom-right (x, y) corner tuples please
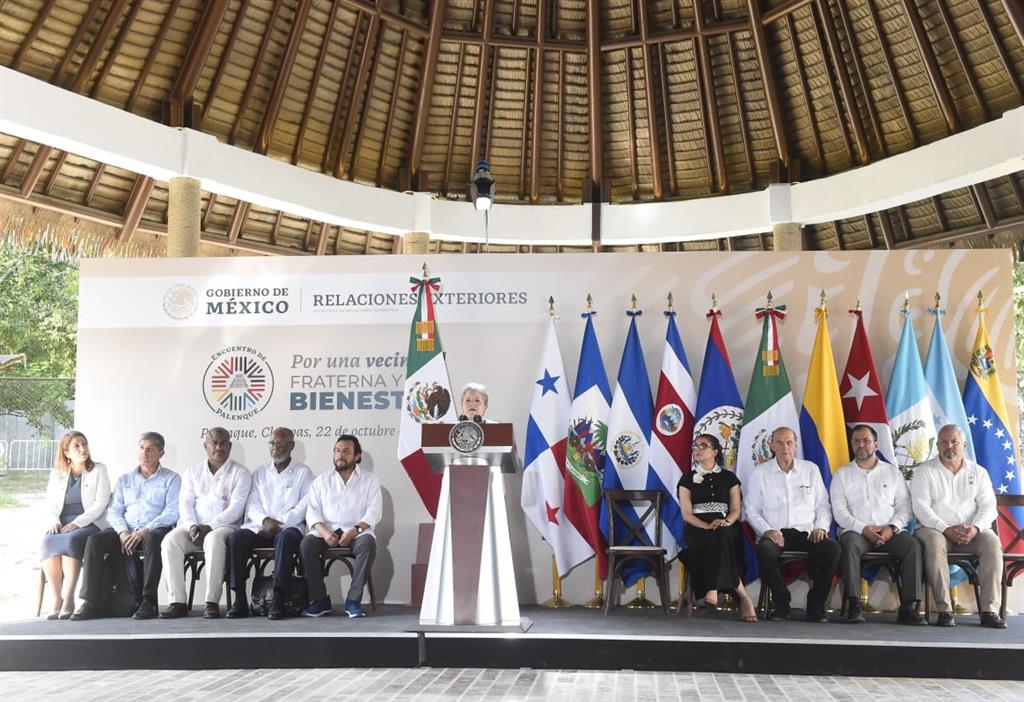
(995, 495), (1024, 553)
(604, 489), (664, 548)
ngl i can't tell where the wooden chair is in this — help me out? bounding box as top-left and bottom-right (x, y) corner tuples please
(603, 489), (670, 614)
(323, 546), (377, 610)
(996, 494), (1024, 621)
(35, 569), (47, 618)
(754, 550), (812, 618)
(836, 551), (907, 617)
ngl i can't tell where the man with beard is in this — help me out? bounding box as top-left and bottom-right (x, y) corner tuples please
(911, 424), (1006, 628)
(160, 427), (252, 619)
(830, 424), (925, 625)
(299, 434), (382, 618)
(225, 427), (313, 619)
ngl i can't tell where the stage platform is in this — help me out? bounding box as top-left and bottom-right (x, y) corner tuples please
(1, 606), (1020, 680)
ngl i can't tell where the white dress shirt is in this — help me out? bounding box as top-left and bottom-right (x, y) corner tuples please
(743, 457), (832, 537)
(306, 466), (382, 536)
(910, 457), (998, 533)
(829, 459), (912, 535)
(179, 457), (252, 529)
(241, 459), (314, 533)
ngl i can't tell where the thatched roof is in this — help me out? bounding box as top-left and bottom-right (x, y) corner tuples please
(1, 0), (1022, 255)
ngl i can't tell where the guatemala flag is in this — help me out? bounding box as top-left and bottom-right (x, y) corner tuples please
(602, 308), (657, 586)
(649, 309), (694, 555)
(886, 303), (937, 476)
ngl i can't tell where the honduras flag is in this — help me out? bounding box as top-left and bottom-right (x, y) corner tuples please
(601, 309), (657, 586)
(886, 304), (937, 476)
(923, 307), (975, 459)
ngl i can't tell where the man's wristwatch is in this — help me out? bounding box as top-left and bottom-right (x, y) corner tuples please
(888, 524), (900, 534)
(355, 525), (364, 534)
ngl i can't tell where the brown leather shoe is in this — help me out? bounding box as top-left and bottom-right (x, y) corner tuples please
(160, 602), (189, 619)
(203, 602), (220, 619)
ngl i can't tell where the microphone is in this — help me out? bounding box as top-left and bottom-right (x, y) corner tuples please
(473, 415), (483, 424)
(458, 415), (468, 422)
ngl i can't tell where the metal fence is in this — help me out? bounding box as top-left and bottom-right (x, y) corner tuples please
(0, 376), (74, 471)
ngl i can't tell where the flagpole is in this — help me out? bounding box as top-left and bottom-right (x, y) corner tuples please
(542, 554), (572, 608)
(582, 565), (604, 608)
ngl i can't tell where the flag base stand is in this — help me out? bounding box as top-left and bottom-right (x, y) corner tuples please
(542, 595), (572, 608)
(541, 555), (573, 608)
(860, 580), (879, 612)
(625, 579), (657, 609)
(582, 567), (604, 608)
(669, 561), (686, 611)
(714, 593), (737, 611)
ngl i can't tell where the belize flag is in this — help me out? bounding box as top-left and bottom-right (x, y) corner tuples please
(649, 307), (694, 554)
(564, 309), (611, 576)
(693, 305), (744, 471)
(602, 306), (657, 585)
(962, 296), (1021, 551)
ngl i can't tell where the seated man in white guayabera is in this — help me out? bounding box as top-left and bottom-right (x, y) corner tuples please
(830, 424), (925, 625)
(910, 424), (1006, 629)
(300, 435), (381, 618)
(160, 427), (252, 619)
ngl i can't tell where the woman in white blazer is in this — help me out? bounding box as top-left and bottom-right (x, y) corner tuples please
(40, 431), (111, 619)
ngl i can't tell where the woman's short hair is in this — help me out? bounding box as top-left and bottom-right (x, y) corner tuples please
(695, 433), (725, 467)
(55, 431), (96, 473)
(461, 382), (489, 404)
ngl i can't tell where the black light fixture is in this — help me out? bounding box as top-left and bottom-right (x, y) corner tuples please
(470, 159), (495, 212)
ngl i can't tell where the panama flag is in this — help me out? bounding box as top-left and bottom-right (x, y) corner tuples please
(962, 295), (1021, 551)
(693, 305), (744, 471)
(521, 318), (593, 576)
(885, 302), (937, 476)
(601, 307), (660, 584)
(735, 296), (800, 488)
(648, 305), (693, 553)
(924, 301), (976, 459)
(839, 308), (895, 464)
(799, 301), (849, 489)
(564, 309), (611, 576)
(397, 269), (458, 518)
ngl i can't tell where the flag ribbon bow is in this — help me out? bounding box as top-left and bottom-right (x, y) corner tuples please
(754, 305), (787, 320)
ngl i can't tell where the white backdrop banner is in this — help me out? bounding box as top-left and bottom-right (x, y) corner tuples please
(76, 250), (1018, 605)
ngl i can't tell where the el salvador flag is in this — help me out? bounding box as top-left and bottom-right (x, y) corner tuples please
(601, 312), (657, 587)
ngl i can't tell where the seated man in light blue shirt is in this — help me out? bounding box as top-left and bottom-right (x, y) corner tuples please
(72, 432), (181, 620)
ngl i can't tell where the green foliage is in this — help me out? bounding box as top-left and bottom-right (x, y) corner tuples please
(0, 242), (78, 432)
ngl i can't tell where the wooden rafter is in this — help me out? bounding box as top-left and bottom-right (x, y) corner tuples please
(126, 0), (183, 111)
(864, 0), (916, 148)
(530, 5), (546, 203)
(625, 51), (639, 198)
(257, 0), (313, 154)
(975, 0), (1023, 102)
(202, 194), (218, 231)
(294, 2), (340, 165)
(407, 0), (447, 181)
(316, 222), (330, 255)
(340, 0), (427, 38)
(894, 214), (1024, 249)
(556, 51), (565, 200)
(68, 0), (130, 93)
(169, 0), (230, 124)
(600, 19), (747, 51)
(693, 0), (726, 193)
(900, 0), (960, 134)
(725, 34), (753, 185)
(271, 210), (284, 247)
(336, 14), (382, 179)
(469, 0), (497, 180)
(12, 0), (57, 70)
(808, 4), (853, 165)
(52, 0), (105, 85)
(1, 141), (26, 184)
(787, 15), (825, 172)
(972, 184), (996, 229)
(85, 164), (106, 206)
(378, 30), (408, 187)
(1001, 0), (1024, 46)
(813, 0), (868, 164)
(638, 1), (663, 200)
(833, 0), (884, 155)
(89, 0), (146, 98)
(445, 31), (581, 52)
(231, 0), (286, 145)
(658, 45), (677, 194)
(202, 2), (249, 126)
(19, 146), (50, 197)
(483, 46), (500, 163)
(587, 0), (604, 187)
(745, 0), (790, 167)
(443, 45), (467, 195)
(44, 152), (67, 195)
(226, 201), (250, 244)
(322, 14), (364, 173)
(118, 176), (155, 243)
(934, 0), (987, 120)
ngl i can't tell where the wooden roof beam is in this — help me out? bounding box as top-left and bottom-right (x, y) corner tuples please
(316, 222), (330, 255)
(693, 0), (726, 194)
(341, 0), (428, 38)
(271, 210), (284, 247)
(202, 194), (218, 231)
(763, 0), (814, 24)
(1001, 0), (1024, 47)
(900, 0), (960, 134)
(625, 51), (639, 199)
(894, 214), (1024, 249)
(257, 0), (313, 154)
(118, 176), (155, 243)
(976, 0), (1023, 102)
(294, 2), (341, 165)
(350, 23), (388, 181)
(89, 0), (146, 98)
(788, 15), (825, 172)
(529, 6), (547, 203)
(226, 201), (250, 244)
(12, 0), (57, 70)
(934, 0), (987, 120)
(587, 0), (604, 188)
(864, 0), (916, 147)
(443, 45), (467, 195)
(725, 34), (753, 186)
(169, 0), (231, 122)
(19, 146), (51, 197)
(658, 45), (678, 195)
(814, 0), (869, 164)
(68, 0), (130, 93)
(377, 31), (408, 187)
(336, 14), (382, 179)
(972, 184), (997, 229)
(638, 1), (663, 200)
(202, 4), (249, 127)
(808, 4), (854, 165)
(84, 164), (106, 206)
(833, 0), (884, 155)
(2, 141), (27, 184)
(322, 14), (364, 173)
(555, 50), (564, 200)
(126, 0), (183, 111)
(52, 0), (105, 85)
(43, 152), (67, 195)
(444, 30), (582, 52)
(408, 0), (447, 180)
(600, 18), (748, 51)
(745, 0), (790, 168)
(231, 0), (286, 145)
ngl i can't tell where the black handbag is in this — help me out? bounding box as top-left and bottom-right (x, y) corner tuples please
(250, 574), (308, 617)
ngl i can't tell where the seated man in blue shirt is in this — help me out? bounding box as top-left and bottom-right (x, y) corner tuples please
(71, 432), (181, 620)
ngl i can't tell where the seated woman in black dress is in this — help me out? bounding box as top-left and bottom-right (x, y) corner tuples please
(677, 434), (756, 622)
(39, 431), (111, 619)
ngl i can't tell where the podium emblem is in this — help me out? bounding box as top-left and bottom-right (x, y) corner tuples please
(449, 420), (485, 453)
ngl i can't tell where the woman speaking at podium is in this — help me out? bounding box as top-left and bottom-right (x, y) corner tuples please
(459, 383), (491, 423)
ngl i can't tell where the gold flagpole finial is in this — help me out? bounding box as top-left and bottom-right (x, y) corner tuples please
(631, 293), (638, 313)
(934, 291), (941, 309)
(586, 293), (593, 313)
(819, 289), (827, 310)
(711, 292), (718, 310)
(902, 291), (910, 314)
(422, 261), (429, 278)
(548, 296), (555, 317)
(855, 296), (862, 312)
(666, 292), (674, 313)
(976, 290), (987, 314)
(766, 291), (774, 309)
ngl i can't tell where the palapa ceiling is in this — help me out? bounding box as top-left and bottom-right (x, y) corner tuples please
(0, 0), (1023, 256)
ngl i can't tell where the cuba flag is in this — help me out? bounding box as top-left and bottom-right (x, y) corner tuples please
(601, 305), (657, 586)
(799, 302), (849, 490)
(962, 296), (1021, 550)
(649, 306), (693, 556)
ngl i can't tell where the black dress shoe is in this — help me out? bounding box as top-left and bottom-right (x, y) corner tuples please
(768, 606), (791, 621)
(70, 603), (103, 621)
(268, 602), (286, 620)
(896, 603), (927, 626)
(806, 610), (830, 623)
(203, 602), (220, 619)
(937, 611), (956, 627)
(980, 612), (1008, 629)
(843, 597), (865, 624)
(225, 602), (249, 619)
(133, 600), (158, 620)
(160, 603), (189, 619)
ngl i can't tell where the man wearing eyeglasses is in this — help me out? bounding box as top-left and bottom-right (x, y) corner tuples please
(159, 427), (252, 619)
(225, 427), (313, 619)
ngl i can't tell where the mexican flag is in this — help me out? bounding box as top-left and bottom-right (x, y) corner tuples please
(735, 299), (800, 487)
(397, 270), (457, 518)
